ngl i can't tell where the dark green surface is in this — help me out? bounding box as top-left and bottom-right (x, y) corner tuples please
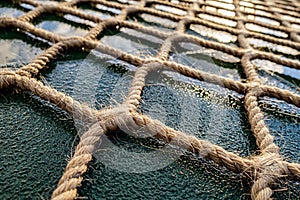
(141, 81), (255, 156)
(79, 154), (251, 200)
(0, 94), (77, 199)
(43, 52), (255, 199)
(0, 2), (300, 200)
(260, 97), (300, 199)
(261, 98), (300, 163)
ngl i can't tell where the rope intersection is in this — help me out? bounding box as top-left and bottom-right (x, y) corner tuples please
(1, 0), (300, 199)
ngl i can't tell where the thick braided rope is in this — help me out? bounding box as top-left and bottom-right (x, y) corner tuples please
(233, 1), (283, 199)
(251, 153), (288, 200)
(51, 123), (104, 200)
(1, 0), (300, 200)
(0, 72), (253, 198)
(125, 1), (197, 109)
(0, 73), (98, 123)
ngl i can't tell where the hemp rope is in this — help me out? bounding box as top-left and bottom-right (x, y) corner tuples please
(1, 0), (300, 199)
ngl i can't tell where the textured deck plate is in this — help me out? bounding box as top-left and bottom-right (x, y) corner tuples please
(0, 0), (300, 199)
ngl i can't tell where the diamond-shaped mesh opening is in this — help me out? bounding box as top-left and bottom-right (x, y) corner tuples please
(246, 15), (280, 26)
(78, 152), (252, 199)
(98, 27), (162, 56)
(260, 97), (300, 163)
(169, 42), (242, 80)
(247, 38), (300, 58)
(127, 13), (177, 32)
(140, 70), (255, 156)
(206, 0), (236, 10)
(187, 24), (238, 45)
(77, 4), (116, 19)
(0, 0), (300, 199)
(245, 23), (289, 38)
(198, 13), (238, 27)
(43, 51), (135, 109)
(34, 14), (90, 37)
(253, 59), (300, 94)
(152, 4), (188, 16)
(77, 2), (122, 17)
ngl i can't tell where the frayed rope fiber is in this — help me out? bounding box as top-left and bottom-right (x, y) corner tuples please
(1, 0), (300, 199)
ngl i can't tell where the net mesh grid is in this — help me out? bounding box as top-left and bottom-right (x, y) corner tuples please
(0, 0), (300, 199)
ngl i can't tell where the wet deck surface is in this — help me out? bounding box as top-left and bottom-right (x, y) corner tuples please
(0, 1), (300, 199)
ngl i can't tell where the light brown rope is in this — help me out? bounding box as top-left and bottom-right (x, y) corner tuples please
(1, 0), (300, 200)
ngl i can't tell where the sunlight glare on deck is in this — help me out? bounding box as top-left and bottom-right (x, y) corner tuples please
(189, 24), (237, 43)
(247, 15), (280, 26)
(155, 5), (187, 16)
(245, 23), (288, 38)
(206, 0), (235, 10)
(204, 6), (236, 17)
(96, 4), (122, 14)
(198, 13), (237, 27)
(240, 1), (254, 7)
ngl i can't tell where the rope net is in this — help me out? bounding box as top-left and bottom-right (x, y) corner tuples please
(0, 0), (300, 199)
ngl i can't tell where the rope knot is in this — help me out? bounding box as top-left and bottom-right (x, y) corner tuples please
(96, 106), (127, 131)
(247, 82), (264, 96)
(97, 105), (166, 139)
(144, 58), (162, 64)
(253, 154), (287, 175)
(251, 153), (288, 200)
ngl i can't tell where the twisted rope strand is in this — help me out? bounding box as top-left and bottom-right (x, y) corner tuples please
(0, 0), (300, 199)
